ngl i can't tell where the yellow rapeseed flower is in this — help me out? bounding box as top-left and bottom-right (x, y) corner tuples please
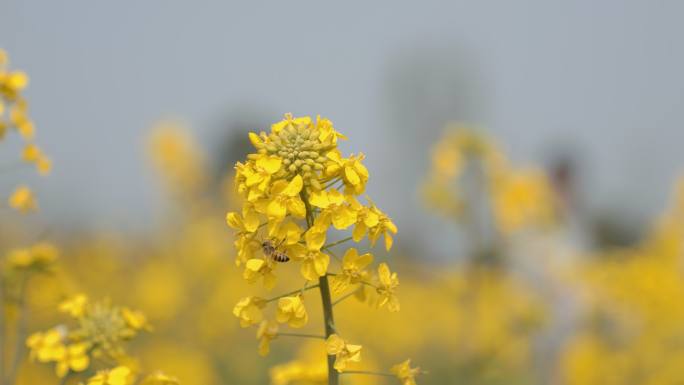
(242, 258), (277, 290)
(325, 334), (362, 372)
(276, 296), (308, 328)
(391, 359), (421, 385)
(330, 248), (372, 294)
(232, 296), (266, 327)
(376, 263), (400, 312)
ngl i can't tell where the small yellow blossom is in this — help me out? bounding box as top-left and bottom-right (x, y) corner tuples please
(315, 114), (347, 144)
(36, 155), (52, 175)
(243, 154), (282, 195)
(376, 263), (400, 312)
(391, 359), (421, 385)
(226, 210), (260, 233)
(8, 185), (37, 213)
(27, 327), (66, 362)
(276, 296), (308, 328)
(87, 366), (133, 385)
(367, 206), (398, 251)
(148, 122), (207, 194)
(121, 307), (151, 331)
(330, 248), (373, 294)
(22, 143), (41, 162)
(309, 188), (358, 230)
(258, 175), (306, 220)
(288, 237), (331, 281)
(243, 258), (277, 290)
(233, 233), (260, 266)
(325, 334), (362, 372)
(256, 320), (279, 356)
(232, 296), (266, 328)
(58, 294), (89, 318)
(6, 242), (58, 270)
(325, 150), (369, 194)
(55, 342), (90, 377)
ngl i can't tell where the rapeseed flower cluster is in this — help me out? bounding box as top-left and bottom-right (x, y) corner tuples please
(27, 295), (147, 376)
(227, 114), (418, 384)
(26, 295), (179, 385)
(0, 49), (51, 214)
(423, 126), (555, 236)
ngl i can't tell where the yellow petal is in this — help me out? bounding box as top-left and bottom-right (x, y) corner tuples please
(313, 253), (330, 276)
(282, 175), (303, 196)
(332, 206), (357, 230)
(344, 166), (360, 185)
(287, 197), (306, 218)
(226, 212), (243, 230)
(309, 190), (329, 208)
(267, 200), (287, 219)
(326, 334), (345, 354)
(69, 355), (89, 372)
(243, 211), (261, 232)
(305, 230), (326, 251)
(256, 155), (282, 174)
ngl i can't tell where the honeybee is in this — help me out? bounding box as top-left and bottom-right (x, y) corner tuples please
(261, 239), (290, 263)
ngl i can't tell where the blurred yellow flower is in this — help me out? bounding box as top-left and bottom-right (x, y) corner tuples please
(58, 294), (89, 318)
(256, 320), (279, 356)
(87, 365), (133, 385)
(27, 327), (66, 362)
(6, 242), (58, 270)
(55, 342), (90, 377)
(391, 359), (421, 385)
(9, 185), (37, 213)
(232, 296), (265, 327)
(122, 307), (151, 331)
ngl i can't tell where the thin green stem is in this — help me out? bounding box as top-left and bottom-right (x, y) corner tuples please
(265, 284), (319, 303)
(318, 275), (338, 385)
(340, 370), (395, 377)
(276, 332), (326, 340)
(302, 191), (339, 385)
(323, 178), (342, 190)
(360, 280), (379, 290)
(322, 237), (354, 251)
(6, 275), (29, 385)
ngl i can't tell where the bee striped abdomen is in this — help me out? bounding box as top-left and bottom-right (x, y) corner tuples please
(271, 252), (290, 262)
(261, 240), (290, 263)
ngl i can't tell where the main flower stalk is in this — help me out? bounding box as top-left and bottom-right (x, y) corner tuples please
(319, 274), (338, 385)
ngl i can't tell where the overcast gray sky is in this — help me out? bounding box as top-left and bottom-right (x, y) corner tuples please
(3, 1), (684, 255)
